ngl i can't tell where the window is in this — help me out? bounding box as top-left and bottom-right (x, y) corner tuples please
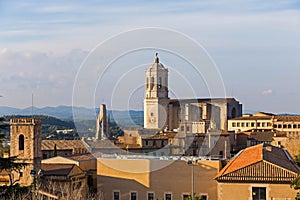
(251, 122), (255, 127)
(19, 171), (23, 177)
(19, 134), (24, 150)
(146, 77), (149, 89)
(273, 124), (277, 128)
(257, 123), (261, 127)
(278, 124), (282, 128)
(237, 122), (240, 127)
(200, 195), (207, 200)
(150, 112), (154, 117)
(131, 192), (137, 200)
(147, 192), (154, 200)
(165, 193), (172, 200)
(241, 123), (245, 127)
(288, 124), (292, 129)
(283, 124), (287, 128)
(246, 122), (249, 127)
(219, 151), (223, 156)
(252, 187), (266, 200)
(145, 140), (149, 146)
(158, 77), (162, 89)
(113, 191), (120, 200)
(232, 122), (236, 127)
(293, 124), (297, 129)
(151, 77), (154, 89)
(262, 122), (265, 127)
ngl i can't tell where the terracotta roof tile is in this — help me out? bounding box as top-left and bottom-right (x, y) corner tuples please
(216, 144), (300, 180)
(216, 144), (263, 177)
(41, 164), (75, 176)
(66, 153), (95, 161)
(42, 140), (88, 151)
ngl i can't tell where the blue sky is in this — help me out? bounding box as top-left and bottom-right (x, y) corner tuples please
(0, 0), (300, 113)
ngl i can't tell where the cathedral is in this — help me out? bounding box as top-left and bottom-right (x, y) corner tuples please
(144, 54), (242, 133)
(90, 54), (243, 157)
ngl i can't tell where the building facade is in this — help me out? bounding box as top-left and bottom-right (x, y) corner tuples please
(10, 118), (42, 186)
(228, 112), (300, 136)
(215, 143), (299, 200)
(97, 158), (221, 200)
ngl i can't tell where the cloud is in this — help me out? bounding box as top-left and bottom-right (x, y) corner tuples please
(0, 49), (89, 108)
(262, 89), (273, 95)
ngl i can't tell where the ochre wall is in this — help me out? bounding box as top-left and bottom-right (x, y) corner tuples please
(97, 159), (220, 200)
(218, 182), (298, 200)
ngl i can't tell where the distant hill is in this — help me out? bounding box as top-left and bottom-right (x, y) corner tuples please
(2, 115), (77, 139)
(0, 106), (94, 120)
(0, 105), (143, 123)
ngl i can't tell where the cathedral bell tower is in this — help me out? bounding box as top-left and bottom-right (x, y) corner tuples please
(144, 53), (170, 129)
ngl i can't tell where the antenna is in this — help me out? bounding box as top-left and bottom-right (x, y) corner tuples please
(31, 93), (34, 116)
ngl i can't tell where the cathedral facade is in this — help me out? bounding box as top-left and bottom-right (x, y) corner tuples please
(144, 54), (242, 133)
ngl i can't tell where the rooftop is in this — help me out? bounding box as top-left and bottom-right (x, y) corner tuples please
(215, 144), (299, 183)
(42, 140), (88, 151)
(41, 164), (75, 176)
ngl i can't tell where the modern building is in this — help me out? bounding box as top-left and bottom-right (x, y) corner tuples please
(215, 143), (300, 200)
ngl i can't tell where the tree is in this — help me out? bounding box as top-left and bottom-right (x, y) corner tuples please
(291, 150), (300, 200)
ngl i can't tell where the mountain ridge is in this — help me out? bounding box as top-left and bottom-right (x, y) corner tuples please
(0, 105), (144, 121)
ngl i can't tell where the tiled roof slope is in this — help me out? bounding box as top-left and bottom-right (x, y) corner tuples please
(215, 144), (300, 183)
(42, 164), (75, 176)
(42, 140), (88, 151)
(66, 153), (96, 161)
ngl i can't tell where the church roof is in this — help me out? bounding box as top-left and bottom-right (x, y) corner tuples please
(215, 144), (299, 183)
(169, 98), (238, 104)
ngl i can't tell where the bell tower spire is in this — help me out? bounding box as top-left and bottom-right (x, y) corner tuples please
(144, 53), (170, 130)
(154, 52), (159, 63)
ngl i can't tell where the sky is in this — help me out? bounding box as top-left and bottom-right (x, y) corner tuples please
(0, 0), (300, 113)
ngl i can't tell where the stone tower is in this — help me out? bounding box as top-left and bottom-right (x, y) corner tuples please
(96, 104), (109, 140)
(144, 53), (170, 129)
(10, 118), (42, 186)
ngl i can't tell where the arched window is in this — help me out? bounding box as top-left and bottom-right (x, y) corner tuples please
(151, 77), (155, 89)
(146, 77), (149, 89)
(19, 134), (24, 150)
(158, 77), (162, 89)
